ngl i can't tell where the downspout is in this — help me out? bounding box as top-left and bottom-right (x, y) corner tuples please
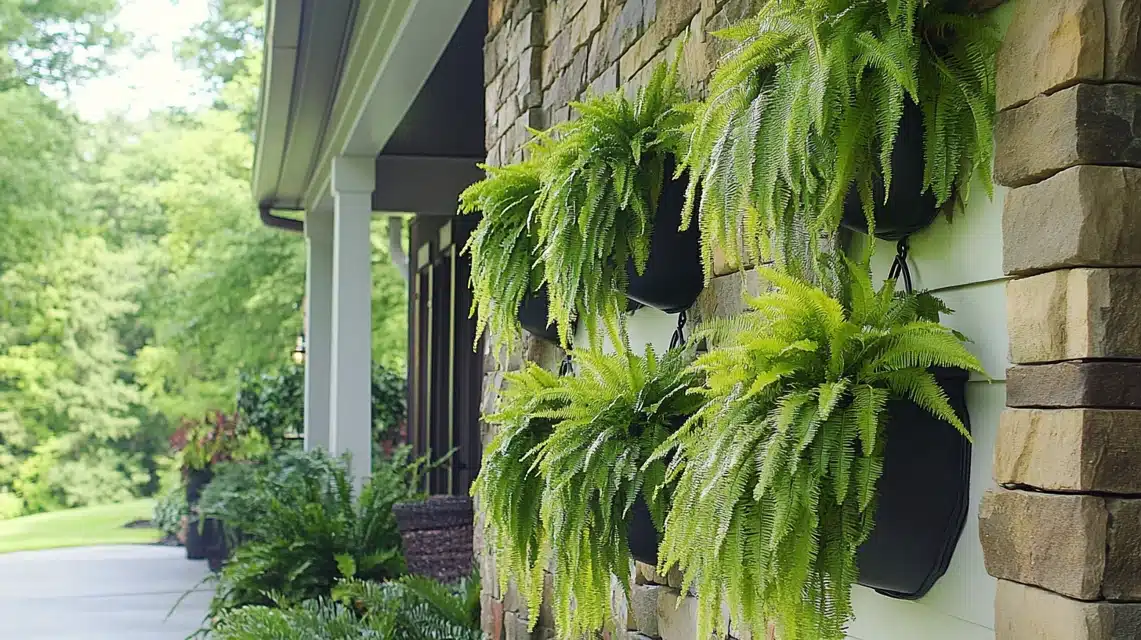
(259, 204), (305, 234)
(388, 217), (409, 282)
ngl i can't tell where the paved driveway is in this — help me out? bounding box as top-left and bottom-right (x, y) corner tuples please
(0, 545), (213, 639)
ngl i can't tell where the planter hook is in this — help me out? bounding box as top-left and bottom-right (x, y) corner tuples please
(669, 310), (688, 349)
(887, 237), (913, 293)
(559, 343), (574, 377)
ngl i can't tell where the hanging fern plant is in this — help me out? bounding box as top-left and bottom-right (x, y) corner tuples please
(459, 156), (546, 356)
(536, 345), (703, 638)
(683, 0), (998, 278)
(534, 57), (692, 347)
(470, 363), (565, 629)
(653, 258), (984, 640)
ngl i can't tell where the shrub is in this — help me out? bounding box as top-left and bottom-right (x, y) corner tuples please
(212, 575), (481, 640)
(152, 486), (187, 538)
(206, 448), (424, 617)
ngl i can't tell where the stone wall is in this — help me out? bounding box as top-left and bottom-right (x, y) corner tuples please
(979, 1), (1141, 639)
(477, 0), (1141, 639)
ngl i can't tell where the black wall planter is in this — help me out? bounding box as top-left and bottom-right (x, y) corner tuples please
(625, 157), (704, 313)
(518, 285), (561, 343)
(856, 366), (972, 599)
(627, 495), (660, 567)
(840, 102), (940, 241)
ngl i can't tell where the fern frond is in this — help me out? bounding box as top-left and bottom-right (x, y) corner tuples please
(683, 0), (998, 282)
(534, 56), (693, 348)
(662, 259), (982, 640)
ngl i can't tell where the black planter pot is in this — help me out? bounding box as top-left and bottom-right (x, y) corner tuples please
(185, 516), (208, 560)
(627, 496), (660, 567)
(393, 496), (475, 583)
(840, 102), (939, 241)
(856, 366), (972, 599)
(625, 156), (704, 313)
(518, 285), (561, 343)
(185, 468), (213, 506)
(204, 519), (228, 573)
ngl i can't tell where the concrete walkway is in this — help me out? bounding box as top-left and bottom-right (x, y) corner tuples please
(0, 545), (213, 639)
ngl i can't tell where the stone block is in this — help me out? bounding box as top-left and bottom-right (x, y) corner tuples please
(1105, 0), (1141, 82)
(616, 0), (647, 53)
(692, 269), (763, 323)
(657, 590), (698, 640)
(996, 0), (1105, 111)
(537, 571), (556, 630)
(634, 561), (659, 585)
(483, 594), (505, 640)
(589, 15), (621, 81)
(1003, 166), (1141, 276)
(996, 580), (1141, 640)
(979, 489), (1107, 600)
(1007, 362), (1141, 409)
(504, 612), (537, 640)
(996, 409), (1141, 494)
(1008, 268), (1141, 362)
(629, 584), (669, 636)
(490, 0), (511, 35)
(504, 579), (530, 619)
(590, 62), (619, 94)
(541, 29), (573, 88)
(995, 84), (1141, 188)
(570, 0), (604, 50)
(1105, 498), (1141, 600)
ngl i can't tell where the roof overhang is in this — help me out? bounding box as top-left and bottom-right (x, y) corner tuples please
(252, 0), (486, 223)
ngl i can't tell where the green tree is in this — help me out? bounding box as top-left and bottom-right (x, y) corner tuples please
(0, 235), (150, 512)
(0, 0), (122, 88)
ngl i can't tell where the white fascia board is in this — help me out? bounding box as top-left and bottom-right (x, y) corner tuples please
(301, 0), (474, 212)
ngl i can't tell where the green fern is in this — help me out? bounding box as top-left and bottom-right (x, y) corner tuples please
(212, 598), (397, 639)
(460, 153), (548, 356)
(654, 258), (983, 640)
(470, 363), (566, 628)
(683, 0), (998, 279)
(534, 56), (693, 347)
(535, 345), (704, 638)
(333, 576), (484, 640)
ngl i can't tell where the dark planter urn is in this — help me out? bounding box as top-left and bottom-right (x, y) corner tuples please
(185, 515), (208, 561)
(184, 469), (213, 561)
(518, 285), (561, 343)
(856, 366), (972, 599)
(393, 496), (474, 583)
(204, 519), (228, 572)
(627, 496), (660, 567)
(625, 156), (704, 313)
(185, 468), (213, 506)
(840, 101), (940, 241)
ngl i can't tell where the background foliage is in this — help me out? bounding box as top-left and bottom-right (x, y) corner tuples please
(0, 0), (408, 517)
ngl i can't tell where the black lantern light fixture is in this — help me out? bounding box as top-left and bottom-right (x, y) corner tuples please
(291, 334), (306, 365)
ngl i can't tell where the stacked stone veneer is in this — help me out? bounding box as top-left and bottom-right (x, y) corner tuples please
(978, 2), (1141, 639)
(480, 2), (767, 637)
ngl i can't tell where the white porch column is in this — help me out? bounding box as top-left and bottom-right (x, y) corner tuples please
(329, 156), (375, 491)
(303, 208), (334, 451)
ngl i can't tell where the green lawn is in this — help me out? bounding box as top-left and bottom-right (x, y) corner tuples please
(0, 499), (160, 554)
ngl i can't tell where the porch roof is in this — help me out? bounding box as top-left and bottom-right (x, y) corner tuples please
(252, 0), (487, 222)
